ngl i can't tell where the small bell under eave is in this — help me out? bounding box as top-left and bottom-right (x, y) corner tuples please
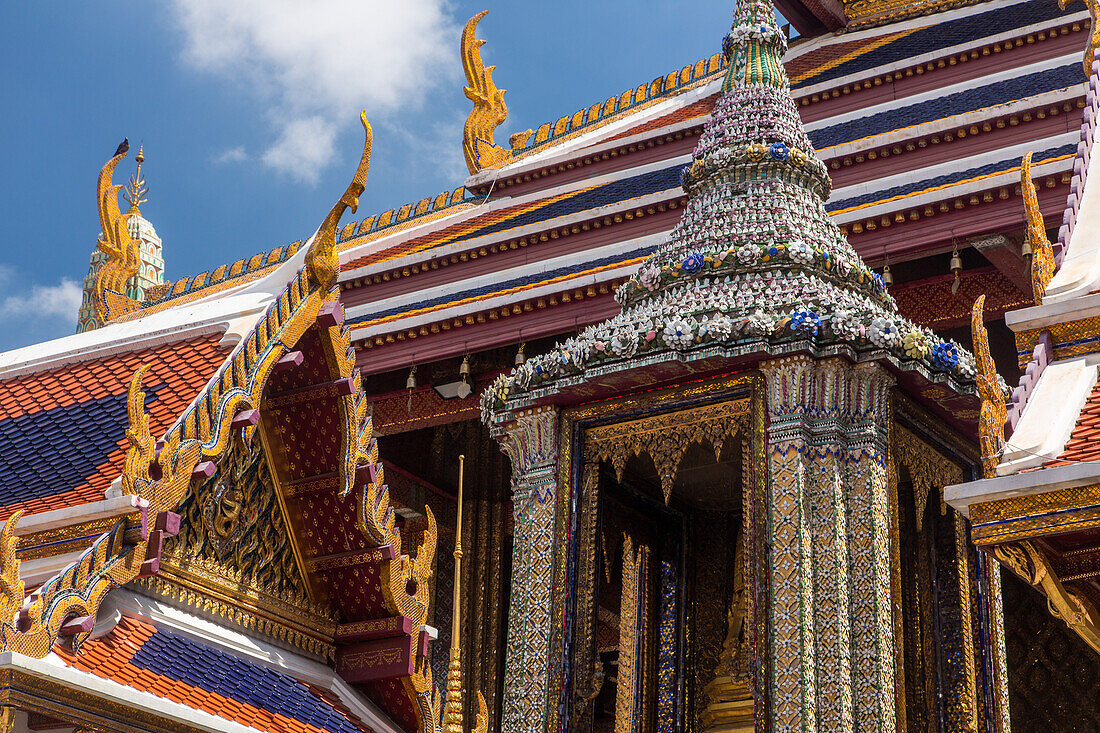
(882, 263), (893, 287)
(457, 355), (472, 399)
(1021, 236), (1033, 259)
(515, 342), (526, 366)
(406, 365), (417, 412)
(950, 246), (963, 294)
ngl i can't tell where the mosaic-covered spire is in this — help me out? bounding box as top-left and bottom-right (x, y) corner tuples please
(483, 0), (982, 415)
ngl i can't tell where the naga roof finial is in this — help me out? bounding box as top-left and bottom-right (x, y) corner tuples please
(306, 111), (372, 292)
(93, 139), (142, 323)
(1059, 0), (1099, 77)
(973, 295), (1007, 478)
(1021, 151), (1056, 304)
(461, 11), (510, 175)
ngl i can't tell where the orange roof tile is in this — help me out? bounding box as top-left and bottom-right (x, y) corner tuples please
(0, 335), (227, 519)
(60, 617), (376, 733)
(1047, 381), (1100, 465)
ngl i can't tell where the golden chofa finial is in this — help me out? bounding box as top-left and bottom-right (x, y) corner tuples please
(307, 111), (373, 292)
(1021, 151), (1056, 304)
(462, 11), (510, 175)
(93, 139), (142, 322)
(123, 144), (148, 214)
(1059, 0), (1099, 76)
(972, 295), (1007, 478)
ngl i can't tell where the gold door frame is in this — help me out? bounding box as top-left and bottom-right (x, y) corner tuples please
(549, 372), (765, 732)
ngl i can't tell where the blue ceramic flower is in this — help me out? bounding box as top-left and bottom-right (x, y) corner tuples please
(790, 310), (820, 336)
(680, 166), (693, 190)
(873, 272), (886, 292)
(682, 252), (706, 274)
(931, 342), (959, 370)
(769, 142), (790, 161)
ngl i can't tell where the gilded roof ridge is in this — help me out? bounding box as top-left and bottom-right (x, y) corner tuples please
(504, 51), (728, 162)
(130, 185), (472, 317)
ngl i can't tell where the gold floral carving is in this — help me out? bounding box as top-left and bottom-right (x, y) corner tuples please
(93, 144), (141, 323)
(1060, 0), (1099, 77)
(584, 398), (750, 503)
(461, 11), (510, 175)
(993, 540), (1100, 653)
(973, 295), (1006, 478)
(1021, 151), (1056, 304)
(122, 365), (155, 496)
(306, 111), (372, 291)
(614, 534), (648, 733)
(891, 424), (964, 531)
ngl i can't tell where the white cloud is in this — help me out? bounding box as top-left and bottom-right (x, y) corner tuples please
(262, 117), (337, 184)
(171, 0), (460, 182)
(0, 278), (83, 326)
(213, 146), (248, 164)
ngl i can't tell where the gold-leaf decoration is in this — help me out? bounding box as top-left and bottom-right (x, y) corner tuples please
(1021, 151), (1056, 304)
(1059, 0), (1099, 77)
(306, 111), (373, 291)
(122, 364), (155, 496)
(462, 11), (510, 174)
(0, 511), (26, 627)
(93, 143), (141, 322)
(973, 295), (1006, 478)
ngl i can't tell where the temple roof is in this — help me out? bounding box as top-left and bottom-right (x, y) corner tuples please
(114, 0), (1083, 342)
(59, 616), (382, 733)
(481, 0), (986, 418)
(0, 335), (226, 518)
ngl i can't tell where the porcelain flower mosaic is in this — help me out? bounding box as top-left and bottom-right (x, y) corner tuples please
(483, 0), (982, 419)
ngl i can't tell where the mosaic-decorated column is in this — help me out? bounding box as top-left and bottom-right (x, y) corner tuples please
(842, 362), (896, 732)
(495, 405), (559, 733)
(762, 356), (896, 733)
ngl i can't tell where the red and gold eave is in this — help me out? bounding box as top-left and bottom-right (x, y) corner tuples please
(966, 383), (1100, 640)
(0, 286), (436, 731)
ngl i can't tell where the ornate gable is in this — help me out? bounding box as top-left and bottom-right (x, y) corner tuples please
(148, 431), (334, 657)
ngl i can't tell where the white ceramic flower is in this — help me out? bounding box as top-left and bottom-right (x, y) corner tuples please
(708, 314), (734, 341)
(513, 363), (534, 390)
(610, 328), (638, 358)
(868, 317), (900, 348)
(787, 239), (813, 264)
(736, 245), (760, 266)
(662, 318), (695, 350)
(745, 310), (771, 336)
(830, 309), (861, 340)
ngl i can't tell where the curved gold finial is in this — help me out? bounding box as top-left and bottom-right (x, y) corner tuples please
(93, 140), (142, 322)
(972, 295), (1006, 478)
(122, 364), (156, 496)
(1021, 152), (1057, 304)
(1059, 0), (1099, 77)
(307, 111), (373, 292)
(462, 11), (510, 175)
(0, 510), (26, 625)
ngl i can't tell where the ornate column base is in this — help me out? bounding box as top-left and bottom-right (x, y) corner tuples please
(701, 677), (755, 732)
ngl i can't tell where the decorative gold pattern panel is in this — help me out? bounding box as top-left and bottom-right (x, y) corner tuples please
(584, 399), (750, 503)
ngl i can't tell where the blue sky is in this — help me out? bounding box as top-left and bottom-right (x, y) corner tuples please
(0, 1), (740, 351)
